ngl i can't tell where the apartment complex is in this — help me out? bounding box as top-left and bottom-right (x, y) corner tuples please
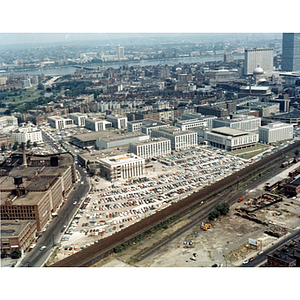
(129, 137), (171, 159)
(99, 154), (145, 181)
(259, 122), (294, 143)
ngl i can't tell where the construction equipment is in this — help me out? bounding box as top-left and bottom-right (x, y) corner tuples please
(201, 223), (211, 231)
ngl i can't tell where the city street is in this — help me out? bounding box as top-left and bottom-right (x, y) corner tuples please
(18, 166), (89, 267)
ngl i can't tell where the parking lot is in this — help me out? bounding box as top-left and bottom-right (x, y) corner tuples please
(54, 147), (249, 258)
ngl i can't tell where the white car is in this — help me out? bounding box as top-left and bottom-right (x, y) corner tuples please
(40, 246), (46, 251)
(73, 201), (77, 205)
(81, 181), (84, 184)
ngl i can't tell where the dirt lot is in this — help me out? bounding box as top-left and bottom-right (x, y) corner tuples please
(92, 194), (300, 268)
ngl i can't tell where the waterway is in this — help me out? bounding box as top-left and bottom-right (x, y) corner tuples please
(2, 54), (244, 76)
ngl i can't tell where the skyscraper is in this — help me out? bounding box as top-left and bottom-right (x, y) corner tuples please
(244, 48), (274, 75)
(118, 46), (124, 59)
(282, 33), (300, 72)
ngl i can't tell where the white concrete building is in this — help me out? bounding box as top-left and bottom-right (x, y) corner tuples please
(204, 127), (259, 151)
(176, 119), (208, 131)
(0, 116), (18, 133)
(127, 120), (144, 133)
(244, 48), (274, 75)
(96, 132), (149, 150)
(85, 118), (112, 131)
(13, 125), (43, 144)
(151, 126), (198, 150)
(99, 154), (145, 182)
(259, 122), (294, 143)
(69, 113), (87, 127)
(106, 114), (127, 129)
(212, 115), (261, 132)
(140, 120), (169, 135)
(181, 113), (217, 128)
(129, 137), (171, 159)
(47, 116), (74, 130)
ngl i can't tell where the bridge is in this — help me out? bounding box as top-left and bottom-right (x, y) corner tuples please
(73, 65), (97, 71)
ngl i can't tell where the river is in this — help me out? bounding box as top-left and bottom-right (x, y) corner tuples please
(2, 54), (244, 76)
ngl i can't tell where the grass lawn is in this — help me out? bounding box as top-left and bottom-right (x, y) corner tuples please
(226, 144), (271, 159)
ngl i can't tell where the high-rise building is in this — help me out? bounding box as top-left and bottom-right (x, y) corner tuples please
(244, 48), (274, 75)
(118, 46), (124, 59)
(282, 33), (300, 72)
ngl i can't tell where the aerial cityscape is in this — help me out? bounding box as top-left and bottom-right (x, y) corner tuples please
(1, 32), (300, 269)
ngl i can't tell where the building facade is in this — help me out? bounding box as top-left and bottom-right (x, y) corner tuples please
(204, 127), (259, 151)
(106, 114), (127, 129)
(282, 33), (300, 72)
(69, 113), (87, 127)
(259, 122), (294, 143)
(47, 116), (74, 130)
(1, 220), (37, 256)
(212, 115), (261, 132)
(244, 48), (274, 75)
(151, 127), (198, 150)
(85, 118), (112, 131)
(99, 154), (145, 181)
(129, 137), (171, 159)
(13, 125), (43, 144)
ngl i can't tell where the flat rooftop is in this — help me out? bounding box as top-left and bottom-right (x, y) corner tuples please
(100, 132), (148, 142)
(130, 137), (170, 146)
(1, 220), (36, 238)
(210, 127), (250, 137)
(99, 154), (144, 166)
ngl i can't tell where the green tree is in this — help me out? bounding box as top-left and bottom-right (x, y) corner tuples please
(1, 250), (8, 259)
(11, 250), (22, 259)
(12, 142), (19, 151)
(26, 140), (31, 149)
(33, 142), (38, 148)
(37, 83), (44, 90)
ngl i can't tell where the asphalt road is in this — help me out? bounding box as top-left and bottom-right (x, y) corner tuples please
(19, 165), (89, 267)
(241, 228), (300, 267)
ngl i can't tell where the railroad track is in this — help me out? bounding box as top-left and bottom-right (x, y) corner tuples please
(51, 141), (300, 267)
(134, 152), (286, 261)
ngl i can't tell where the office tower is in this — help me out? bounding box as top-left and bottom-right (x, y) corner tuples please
(244, 48), (274, 75)
(118, 46), (124, 59)
(282, 33), (300, 71)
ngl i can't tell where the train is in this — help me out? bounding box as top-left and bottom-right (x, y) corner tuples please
(281, 156), (300, 168)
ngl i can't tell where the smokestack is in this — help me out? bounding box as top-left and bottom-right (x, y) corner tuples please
(21, 142), (27, 168)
